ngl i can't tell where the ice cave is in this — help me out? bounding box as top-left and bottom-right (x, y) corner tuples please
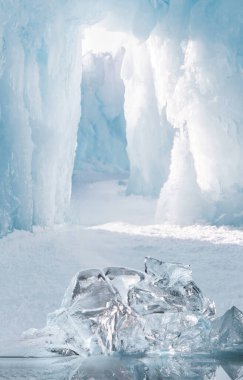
(0, 0), (243, 237)
(0, 0), (243, 379)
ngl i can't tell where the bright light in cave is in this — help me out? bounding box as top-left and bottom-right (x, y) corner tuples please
(82, 24), (128, 55)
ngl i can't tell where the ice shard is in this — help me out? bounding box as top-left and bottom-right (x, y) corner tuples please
(130, 257), (215, 318)
(222, 362), (243, 380)
(211, 306), (243, 351)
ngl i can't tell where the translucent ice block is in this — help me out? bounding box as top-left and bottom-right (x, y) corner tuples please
(22, 258), (243, 357)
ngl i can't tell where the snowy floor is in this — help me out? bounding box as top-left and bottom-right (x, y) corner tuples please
(0, 175), (243, 344)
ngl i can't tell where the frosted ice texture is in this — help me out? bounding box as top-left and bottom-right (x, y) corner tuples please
(122, 0), (243, 220)
(155, 0), (243, 225)
(24, 257), (224, 356)
(156, 129), (204, 225)
(0, 1), (83, 235)
(122, 40), (173, 196)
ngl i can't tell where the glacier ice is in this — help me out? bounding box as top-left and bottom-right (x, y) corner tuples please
(23, 256), (243, 357)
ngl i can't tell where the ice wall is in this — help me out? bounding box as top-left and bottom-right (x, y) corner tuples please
(0, 1), (85, 235)
(120, 0), (243, 224)
(74, 49), (129, 174)
(122, 40), (173, 196)
(155, 0), (243, 225)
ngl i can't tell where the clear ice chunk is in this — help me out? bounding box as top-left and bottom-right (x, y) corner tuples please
(128, 280), (177, 315)
(222, 362), (243, 380)
(61, 269), (117, 310)
(145, 257), (192, 286)
(140, 257), (215, 317)
(22, 258), (243, 357)
(211, 306), (243, 351)
(104, 267), (144, 305)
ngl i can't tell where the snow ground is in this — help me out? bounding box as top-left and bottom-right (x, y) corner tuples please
(0, 175), (243, 344)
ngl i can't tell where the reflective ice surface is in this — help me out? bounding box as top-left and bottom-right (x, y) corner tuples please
(0, 355), (243, 380)
(21, 257), (243, 357)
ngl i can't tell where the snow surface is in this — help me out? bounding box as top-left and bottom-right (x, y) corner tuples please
(0, 177), (243, 344)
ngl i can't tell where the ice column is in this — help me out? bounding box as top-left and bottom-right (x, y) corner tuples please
(0, 2), (82, 235)
(122, 40), (173, 196)
(157, 0), (243, 225)
(156, 129), (204, 225)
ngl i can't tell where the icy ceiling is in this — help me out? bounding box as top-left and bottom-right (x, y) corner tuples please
(0, 0), (243, 235)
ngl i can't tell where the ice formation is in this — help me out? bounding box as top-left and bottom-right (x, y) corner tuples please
(0, 0), (166, 236)
(74, 49), (128, 174)
(0, 1), (83, 235)
(0, 0), (243, 235)
(211, 306), (243, 352)
(22, 257), (243, 357)
(122, 39), (173, 196)
(153, 0), (243, 224)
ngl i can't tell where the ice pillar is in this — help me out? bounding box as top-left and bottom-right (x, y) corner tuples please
(0, 2), (82, 235)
